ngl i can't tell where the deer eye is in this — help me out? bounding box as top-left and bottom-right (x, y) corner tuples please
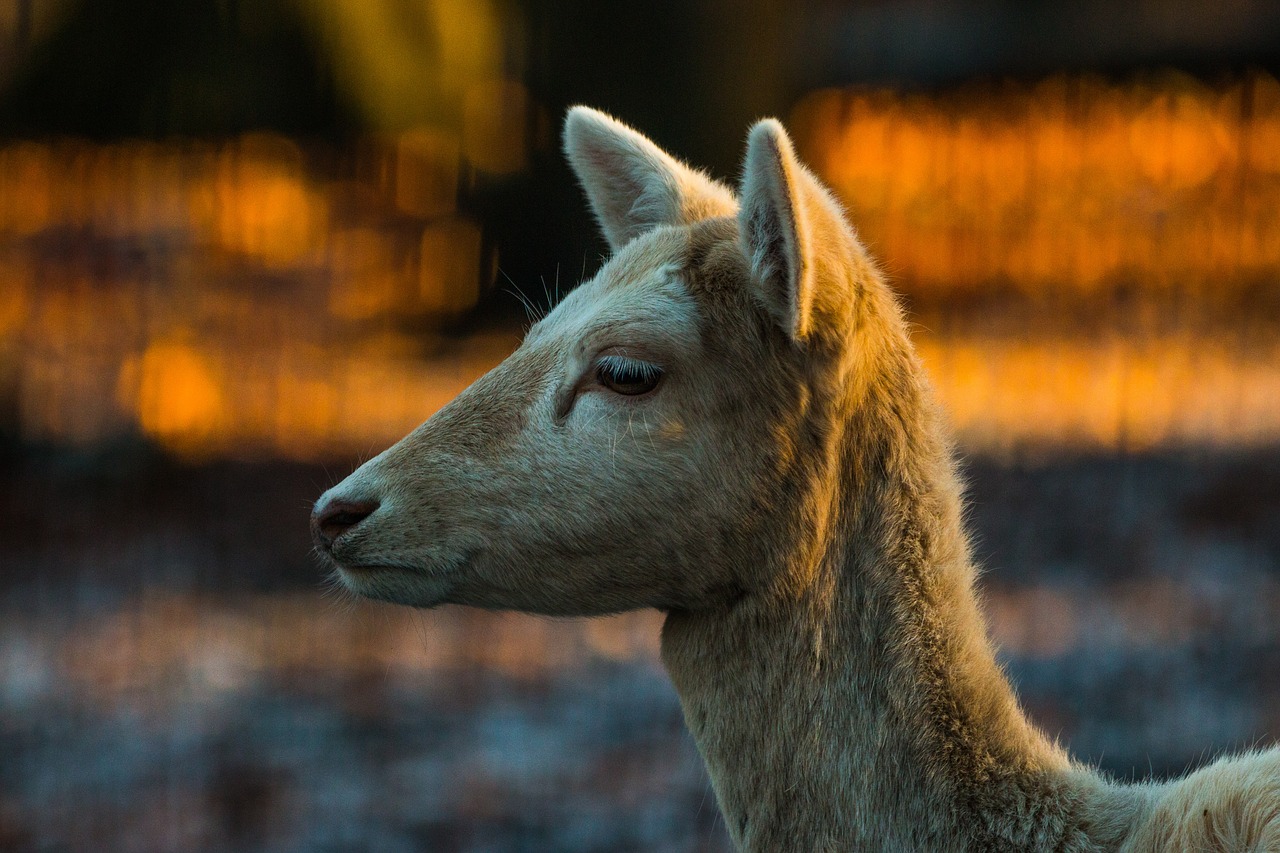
(595, 355), (663, 396)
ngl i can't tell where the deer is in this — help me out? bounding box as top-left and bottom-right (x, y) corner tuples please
(311, 107), (1280, 851)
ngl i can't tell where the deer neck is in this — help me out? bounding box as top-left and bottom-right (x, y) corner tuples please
(660, 350), (1140, 851)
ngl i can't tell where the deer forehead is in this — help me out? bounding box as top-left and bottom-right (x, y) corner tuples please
(527, 230), (703, 363)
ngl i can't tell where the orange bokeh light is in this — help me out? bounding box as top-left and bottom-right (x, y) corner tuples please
(1, 74), (1278, 460)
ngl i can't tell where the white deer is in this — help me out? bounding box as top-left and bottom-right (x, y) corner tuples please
(312, 107), (1280, 851)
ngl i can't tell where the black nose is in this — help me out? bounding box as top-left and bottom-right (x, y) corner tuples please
(312, 499), (379, 550)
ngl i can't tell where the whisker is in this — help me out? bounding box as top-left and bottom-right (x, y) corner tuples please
(498, 268), (544, 324)
(641, 411), (658, 454)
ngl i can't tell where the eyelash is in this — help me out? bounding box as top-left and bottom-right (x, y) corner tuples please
(594, 355), (663, 396)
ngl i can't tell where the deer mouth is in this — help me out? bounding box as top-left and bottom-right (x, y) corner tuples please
(328, 550), (476, 608)
(331, 562), (452, 607)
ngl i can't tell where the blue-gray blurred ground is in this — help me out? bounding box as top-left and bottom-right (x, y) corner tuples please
(1, 446), (1277, 852)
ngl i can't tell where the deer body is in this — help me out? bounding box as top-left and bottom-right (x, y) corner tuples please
(314, 108), (1280, 851)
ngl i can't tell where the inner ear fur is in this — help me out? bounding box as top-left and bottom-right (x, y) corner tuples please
(563, 106), (737, 250)
(737, 119), (820, 341)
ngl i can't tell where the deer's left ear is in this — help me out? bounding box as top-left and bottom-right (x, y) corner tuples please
(738, 119), (819, 341)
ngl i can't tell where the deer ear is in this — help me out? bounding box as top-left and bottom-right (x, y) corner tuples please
(738, 119), (817, 341)
(564, 106), (736, 250)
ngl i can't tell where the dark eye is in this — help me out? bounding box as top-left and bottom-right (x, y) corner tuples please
(595, 355), (663, 396)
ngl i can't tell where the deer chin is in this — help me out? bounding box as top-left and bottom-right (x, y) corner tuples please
(329, 550), (474, 608)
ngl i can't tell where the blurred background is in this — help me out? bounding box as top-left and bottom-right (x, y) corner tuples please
(2, 1), (1279, 850)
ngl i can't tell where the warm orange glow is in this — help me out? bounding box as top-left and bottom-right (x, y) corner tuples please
(206, 135), (329, 269)
(0, 75), (1277, 460)
(0, 142), (54, 235)
(119, 332), (517, 461)
(0, 255), (29, 336)
(131, 341), (225, 452)
(792, 73), (1280, 294)
(327, 227), (413, 319)
(916, 331), (1280, 455)
(0, 124), (505, 460)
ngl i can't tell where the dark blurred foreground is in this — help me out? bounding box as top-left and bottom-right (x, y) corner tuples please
(3, 444), (1278, 851)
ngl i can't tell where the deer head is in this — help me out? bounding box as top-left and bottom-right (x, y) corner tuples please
(312, 107), (894, 615)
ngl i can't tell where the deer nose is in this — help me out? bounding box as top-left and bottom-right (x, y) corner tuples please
(312, 498), (379, 550)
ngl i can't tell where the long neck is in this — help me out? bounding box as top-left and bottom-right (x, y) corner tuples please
(660, 334), (1144, 851)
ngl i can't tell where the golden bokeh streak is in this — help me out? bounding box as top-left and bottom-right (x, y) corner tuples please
(0, 74), (1278, 459)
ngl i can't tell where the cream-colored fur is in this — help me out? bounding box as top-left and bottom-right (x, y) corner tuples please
(313, 107), (1280, 851)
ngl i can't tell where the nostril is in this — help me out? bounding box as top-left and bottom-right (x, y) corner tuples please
(313, 499), (379, 548)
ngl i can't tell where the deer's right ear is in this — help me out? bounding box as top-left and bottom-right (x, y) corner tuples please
(564, 107), (736, 250)
(738, 119), (819, 342)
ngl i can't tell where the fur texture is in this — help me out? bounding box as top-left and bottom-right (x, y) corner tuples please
(314, 107), (1280, 851)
